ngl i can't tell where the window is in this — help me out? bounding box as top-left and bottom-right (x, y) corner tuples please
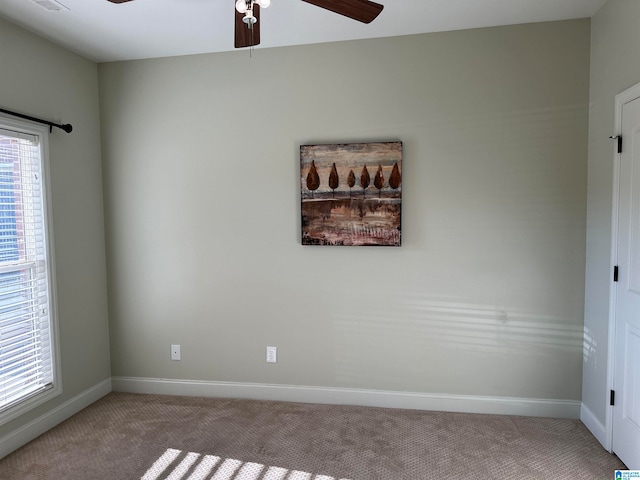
(0, 116), (60, 424)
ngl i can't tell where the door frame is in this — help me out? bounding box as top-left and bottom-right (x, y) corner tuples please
(607, 82), (640, 452)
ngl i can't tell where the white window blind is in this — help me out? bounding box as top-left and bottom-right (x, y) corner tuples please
(0, 124), (56, 416)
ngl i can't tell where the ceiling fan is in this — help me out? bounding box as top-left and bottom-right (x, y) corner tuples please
(106, 0), (384, 49)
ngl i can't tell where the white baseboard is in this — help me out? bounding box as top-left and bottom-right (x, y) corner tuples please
(112, 376), (581, 419)
(580, 402), (611, 451)
(0, 376), (582, 461)
(0, 378), (112, 460)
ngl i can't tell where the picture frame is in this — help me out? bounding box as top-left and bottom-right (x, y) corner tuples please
(300, 141), (402, 246)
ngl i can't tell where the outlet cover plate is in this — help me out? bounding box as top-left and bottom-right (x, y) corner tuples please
(171, 344), (181, 361)
(266, 346), (277, 363)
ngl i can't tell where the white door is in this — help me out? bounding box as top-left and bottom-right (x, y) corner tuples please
(613, 92), (640, 469)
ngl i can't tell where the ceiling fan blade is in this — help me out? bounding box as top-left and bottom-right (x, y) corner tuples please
(107, 0), (134, 3)
(301, 0), (383, 24)
(235, 3), (261, 48)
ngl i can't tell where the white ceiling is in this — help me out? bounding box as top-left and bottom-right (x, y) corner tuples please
(0, 0), (607, 63)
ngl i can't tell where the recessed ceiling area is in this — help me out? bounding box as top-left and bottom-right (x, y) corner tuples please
(0, 0), (607, 62)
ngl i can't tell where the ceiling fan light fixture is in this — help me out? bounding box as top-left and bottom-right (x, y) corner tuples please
(235, 0), (248, 14)
(236, 0), (270, 14)
(242, 11), (257, 25)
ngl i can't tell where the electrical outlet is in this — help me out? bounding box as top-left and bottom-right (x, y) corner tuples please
(171, 344), (181, 361)
(266, 346), (277, 363)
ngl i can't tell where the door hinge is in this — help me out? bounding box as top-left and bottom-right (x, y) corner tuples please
(610, 390), (615, 406)
(614, 265), (619, 282)
(610, 135), (622, 153)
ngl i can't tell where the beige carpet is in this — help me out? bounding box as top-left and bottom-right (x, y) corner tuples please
(0, 392), (626, 479)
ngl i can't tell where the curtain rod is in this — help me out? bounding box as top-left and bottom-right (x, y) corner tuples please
(0, 107), (72, 133)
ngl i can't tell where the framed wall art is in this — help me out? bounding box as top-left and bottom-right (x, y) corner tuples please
(300, 141), (402, 246)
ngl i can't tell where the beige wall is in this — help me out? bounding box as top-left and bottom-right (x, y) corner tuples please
(0, 17), (110, 437)
(100, 19), (590, 401)
(583, 0), (640, 427)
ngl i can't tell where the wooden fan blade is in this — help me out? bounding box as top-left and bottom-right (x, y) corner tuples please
(235, 3), (261, 48)
(301, 0), (383, 24)
(107, 0), (134, 3)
